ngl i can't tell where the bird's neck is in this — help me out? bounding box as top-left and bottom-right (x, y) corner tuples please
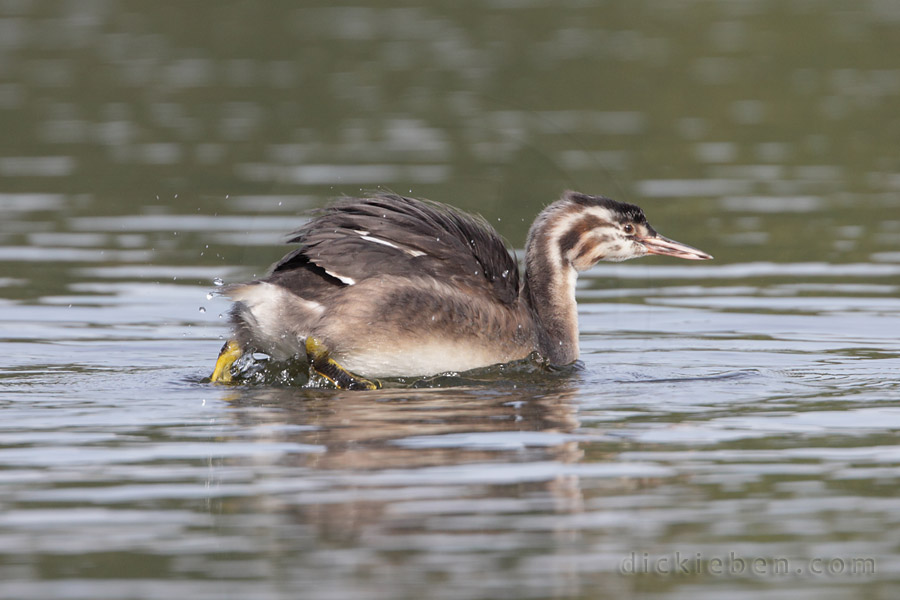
(522, 210), (580, 365)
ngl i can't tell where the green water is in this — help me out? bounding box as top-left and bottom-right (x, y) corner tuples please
(1, 1), (899, 598)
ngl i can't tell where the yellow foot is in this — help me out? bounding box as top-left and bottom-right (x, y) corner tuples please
(210, 340), (243, 383)
(305, 337), (381, 390)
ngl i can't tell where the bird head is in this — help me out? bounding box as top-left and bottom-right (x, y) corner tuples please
(555, 191), (712, 270)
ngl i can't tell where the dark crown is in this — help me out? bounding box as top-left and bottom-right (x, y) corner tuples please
(563, 191), (647, 225)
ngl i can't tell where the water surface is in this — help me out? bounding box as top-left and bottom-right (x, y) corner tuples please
(1, 1), (899, 599)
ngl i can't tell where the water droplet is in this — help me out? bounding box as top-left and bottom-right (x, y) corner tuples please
(218, 313), (224, 319)
(206, 292), (214, 300)
(199, 306), (206, 313)
(502, 269), (509, 278)
(213, 277), (224, 286)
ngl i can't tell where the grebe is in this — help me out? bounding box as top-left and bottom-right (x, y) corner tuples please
(210, 191), (712, 388)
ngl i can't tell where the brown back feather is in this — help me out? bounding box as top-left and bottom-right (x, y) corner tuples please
(270, 194), (521, 305)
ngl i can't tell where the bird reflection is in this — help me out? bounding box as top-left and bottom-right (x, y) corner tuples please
(219, 382), (582, 471)
(212, 382), (586, 536)
(209, 382), (644, 596)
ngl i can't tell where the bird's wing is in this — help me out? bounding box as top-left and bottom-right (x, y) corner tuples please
(270, 194), (520, 305)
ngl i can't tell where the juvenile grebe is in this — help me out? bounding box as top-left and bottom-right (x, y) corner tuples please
(210, 191), (712, 388)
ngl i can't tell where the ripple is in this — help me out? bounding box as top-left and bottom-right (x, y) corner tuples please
(235, 163), (450, 185)
(720, 195), (824, 212)
(68, 215), (297, 233)
(636, 178), (753, 197)
(587, 261), (900, 279)
(0, 246), (153, 262)
(0, 193), (66, 211)
(0, 155), (74, 177)
(391, 431), (600, 450)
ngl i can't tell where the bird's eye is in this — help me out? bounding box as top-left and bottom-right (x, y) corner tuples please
(623, 224), (635, 235)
